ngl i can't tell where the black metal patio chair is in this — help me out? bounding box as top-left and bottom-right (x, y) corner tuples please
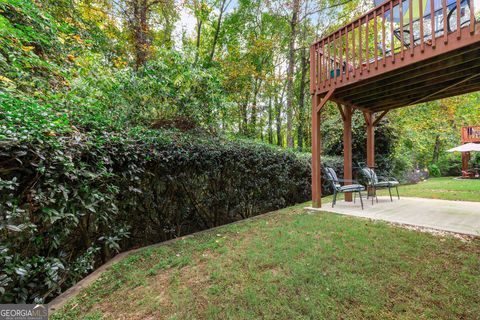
(359, 166), (400, 204)
(324, 167), (365, 210)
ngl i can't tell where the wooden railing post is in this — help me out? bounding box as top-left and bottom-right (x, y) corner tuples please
(309, 45), (315, 94)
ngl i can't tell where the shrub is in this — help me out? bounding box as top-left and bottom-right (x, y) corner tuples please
(437, 154), (462, 177)
(0, 127), (311, 303)
(428, 164), (441, 177)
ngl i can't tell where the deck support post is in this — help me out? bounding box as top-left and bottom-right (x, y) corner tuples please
(364, 111), (375, 196)
(461, 151), (470, 172)
(311, 90), (334, 208)
(340, 104), (353, 202)
(311, 94), (322, 208)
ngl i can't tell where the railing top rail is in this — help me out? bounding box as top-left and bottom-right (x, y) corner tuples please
(312, 0), (402, 48)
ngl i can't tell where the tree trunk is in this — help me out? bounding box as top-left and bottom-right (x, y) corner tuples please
(194, 19), (202, 64)
(130, 0), (150, 70)
(286, 0), (300, 148)
(209, 0), (228, 62)
(432, 135), (441, 163)
(268, 97), (273, 144)
(250, 77), (262, 138)
(275, 96), (282, 147)
(297, 46), (308, 151)
(240, 92), (250, 135)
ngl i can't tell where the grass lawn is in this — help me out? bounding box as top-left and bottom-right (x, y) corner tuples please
(327, 177), (480, 203)
(52, 179), (480, 319)
(378, 177), (480, 202)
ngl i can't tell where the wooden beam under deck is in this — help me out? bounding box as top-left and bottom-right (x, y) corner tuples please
(354, 68), (480, 109)
(327, 47), (480, 111)
(342, 53), (480, 104)
(333, 44), (480, 100)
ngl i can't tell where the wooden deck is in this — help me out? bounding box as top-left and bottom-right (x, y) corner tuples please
(310, 0), (480, 112)
(462, 125), (480, 143)
(309, 0), (480, 208)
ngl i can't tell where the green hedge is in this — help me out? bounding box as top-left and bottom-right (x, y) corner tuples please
(0, 129), (315, 303)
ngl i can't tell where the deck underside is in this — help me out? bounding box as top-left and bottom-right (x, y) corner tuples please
(318, 29), (480, 112)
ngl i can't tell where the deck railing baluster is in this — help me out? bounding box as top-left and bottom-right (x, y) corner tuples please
(419, 0), (424, 51)
(456, 0), (461, 39)
(409, 0), (414, 55)
(328, 37), (332, 86)
(470, 0), (475, 34)
(382, 5), (386, 66)
(333, 33), (337, 83)
(366, 16), (370, 71)
(322, 41), (326, 87)
(359, 21), (363, 74)
(352, 23), (356, 77)
(400, 0), (405, 58)
(431, 0), (436, 47)
(374, 10), (378, 69)
(339, 31), (344, 82)
(345, 26), (350, 80)
(390, 1), (395, 63)
(443, 0), (448, 43)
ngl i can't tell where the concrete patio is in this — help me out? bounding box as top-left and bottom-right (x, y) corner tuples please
(307, 197), (480, 236)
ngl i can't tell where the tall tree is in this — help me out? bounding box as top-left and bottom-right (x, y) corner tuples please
(188, 0), (211, 64)
(297, 46), (308, 151)
(209, 0), (232, 61)
(113, 0), (176, 69)
(285, 0), (300, 148)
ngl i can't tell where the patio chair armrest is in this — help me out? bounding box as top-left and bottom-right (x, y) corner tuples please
(379, 175), (399, 182)
(376, 175), (393, 182)
(337, 178), (360, 184)
(377, 176), (389, 181)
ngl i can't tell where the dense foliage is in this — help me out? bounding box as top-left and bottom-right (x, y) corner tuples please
(1, 123), (316, 303)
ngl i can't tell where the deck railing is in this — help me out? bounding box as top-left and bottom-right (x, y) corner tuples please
(310, 0), (479, 93)
(461, 125), (480, 142)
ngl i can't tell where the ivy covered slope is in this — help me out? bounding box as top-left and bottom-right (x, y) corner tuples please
(1, 113), (312, 304)
(0, 0), (312, 304)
